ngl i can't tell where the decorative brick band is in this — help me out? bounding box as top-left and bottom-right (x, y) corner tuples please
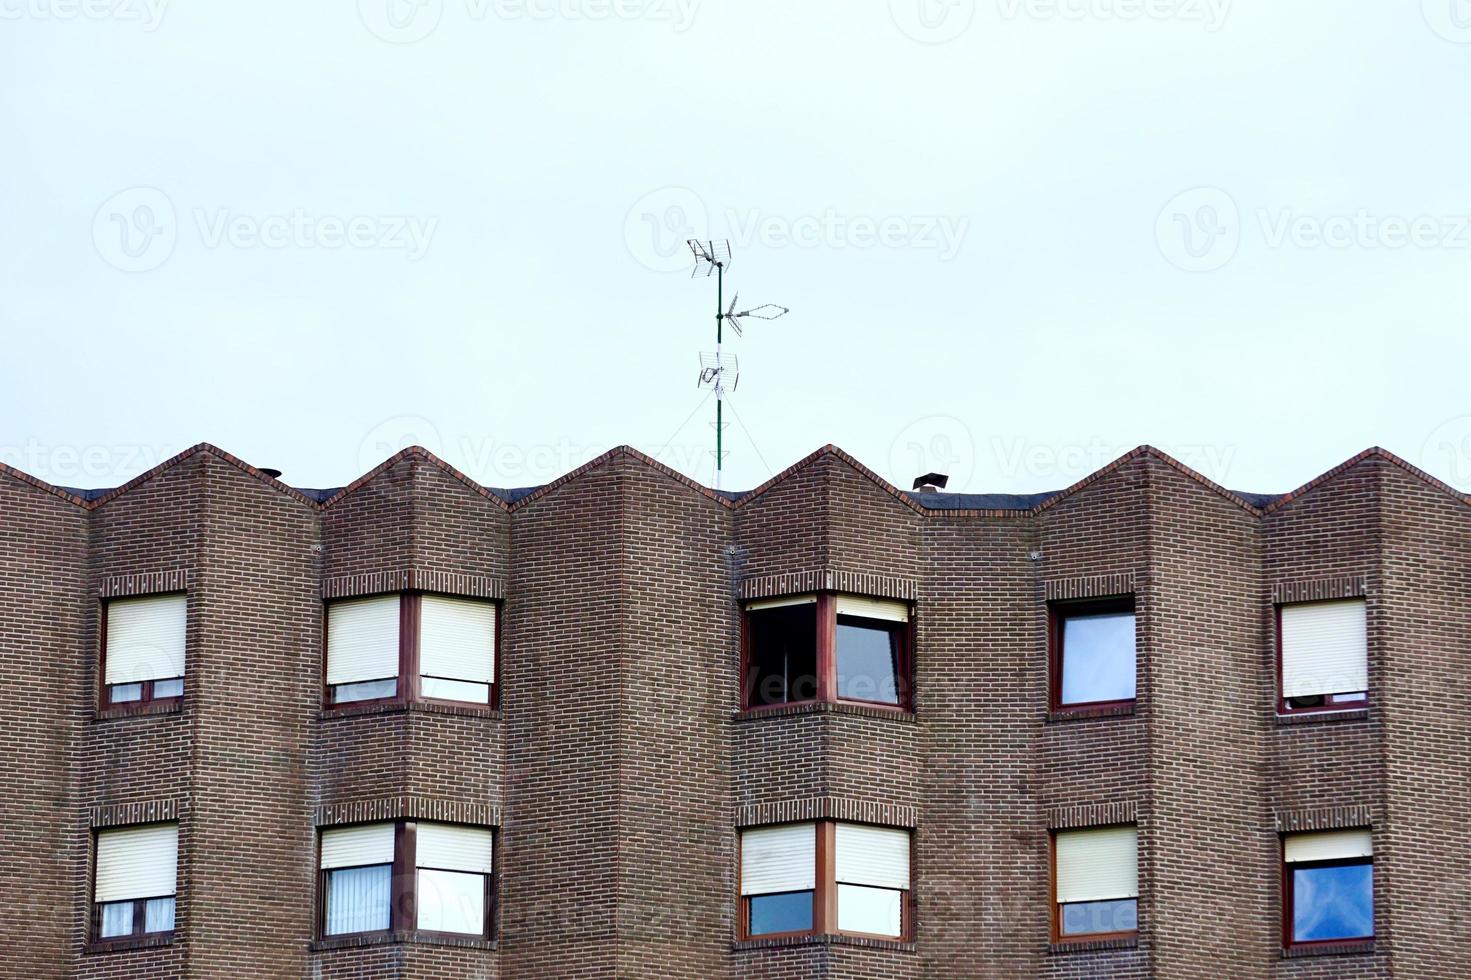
(740, 569), (918, 602)
(315, 796), (500, 828)
(1271, 576), (1368, 604)
(735, 797), (917, 829)
(322, 569), (505, 601)
(1045, 801), (1138, 830)
(1044, 573), (1136, 602)
(89, 798), (185, 828)
(1274, 805), (1374, 834)
(98, 569), (190, 598)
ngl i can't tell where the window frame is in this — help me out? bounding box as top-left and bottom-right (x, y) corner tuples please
(88, 823), (178, 949)
(322, 592), (501, 711)
(97, 593), (187, 713)
(315, 820), (498, 942)
(1274, 602), (1369, 715)
(1048, 595), (1137, 714)
(1048, 825), (1140, 945)
(736, 820), (914, 943)
(1281, 841), (1374, 950)
(740, 593), (914, 713)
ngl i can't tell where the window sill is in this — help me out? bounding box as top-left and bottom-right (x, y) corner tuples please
(733, 701), (916, 724)
(1275, 708), (1369, 726)
(732, 932), (915, 953)
(318, 700), (502, 722)
(1048, 702), (1136, 723)
(1048, 935), (1139, 954)
(94, 701), (183, 722)
(84, 934), (175, 955)
(312, 931), (497, 953)
(1281, 939), (1374, 958)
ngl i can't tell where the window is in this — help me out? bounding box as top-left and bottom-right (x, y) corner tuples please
(325, 593), (498, 707)
(1052, 825), (1138, 941)
(92, 823), (178, 943)
(319, 821), (494, 939)
(743, 594), (911, 711)
(100, 594), (186, 708)
(1283, 830), (1373, 947)
(1050, 597), (1136, 711)
(1278, 599), (1367, 712)
(739, 821), (911, 941)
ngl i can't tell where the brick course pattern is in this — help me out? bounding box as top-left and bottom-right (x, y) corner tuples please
(0, 442), (1466, 979)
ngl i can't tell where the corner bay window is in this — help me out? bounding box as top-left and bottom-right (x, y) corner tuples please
(1283, 830), (1373, 947)
(93, 823), (178, 942)
(739, 821), (911, 940)
(325, 593), (498, 707)
(743, 594), (911, 710)
(1052, 825), (1138, 941)
(101, 593), (186, 708)
(320, 821), (494, 939)
(1278, 599), (1368, 712)
(1050, 597), (1136, 711)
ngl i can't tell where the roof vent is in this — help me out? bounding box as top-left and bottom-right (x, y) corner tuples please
(259, 468), (283, 480)
(912, 472), (949, 494)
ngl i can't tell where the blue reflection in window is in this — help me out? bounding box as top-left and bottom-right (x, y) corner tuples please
(1060, 898), (1137, 936)
(749, 891), (813, 936)
(1061, 612), (1136, 705)
(1294, 863), (1373, 942)
(836, 621), (900, 704)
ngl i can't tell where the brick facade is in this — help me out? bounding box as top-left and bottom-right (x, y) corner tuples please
(0, 441), (1466, 978)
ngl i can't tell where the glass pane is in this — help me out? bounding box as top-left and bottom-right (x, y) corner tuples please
(749, 891), (813, 936)
(417, 868), (486, 934)
(1060, 898), (1138, 936)
(1060, 611), (1136, 705)
(746, 605), (818, 706)
(325, 864), (392, 935)
(109, 683), (143, 704)
(421, 677), (490, 703)
(1329, 692), (1367, 704)
(836, 620), (901, 704)
(1293, 863), (1373, 942)
(98, 901), (133, 938)
(153, 678), (183, 699)
(144, 897), (175, 933)
(837, 883), (903, 936)
(332, 678), (397, 704)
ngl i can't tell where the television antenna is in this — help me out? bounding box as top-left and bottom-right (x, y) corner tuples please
(686, 239), (788, 490)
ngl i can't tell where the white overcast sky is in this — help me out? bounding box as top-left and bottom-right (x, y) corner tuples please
(4, 1), (1471, 497)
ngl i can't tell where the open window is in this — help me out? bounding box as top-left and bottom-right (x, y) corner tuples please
(743, 594), (912, 711)
(1278, 599), (1367, 713)
(100, 593), (186, 709)
(1049, 597), (1136, 713)
(1051, 825), (1139, 942)
(1282, 829), (1373, 948)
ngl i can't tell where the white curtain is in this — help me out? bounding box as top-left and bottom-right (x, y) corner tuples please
(325, 865), (391, 935)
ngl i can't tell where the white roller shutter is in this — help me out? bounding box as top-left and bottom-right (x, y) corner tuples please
(95, 824), (178, 902)
(321, 823), (395, 869)
(835, 596), (909, 623)
(1281, 599), (1368, 698)
(419, 596), (495, 684)
(327, 596), (400, 686)
(1285, 829), (1372, 864)
(105, 594), (186, 684)
(835, 824), (911, 890)
(746, 595), (816, 612)
(1055, 826), (1138, 904)
(416, 823), (493, 873)
(741, 823), (816, 895)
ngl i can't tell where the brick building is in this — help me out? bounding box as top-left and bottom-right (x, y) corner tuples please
(1, 440), (1467, 980)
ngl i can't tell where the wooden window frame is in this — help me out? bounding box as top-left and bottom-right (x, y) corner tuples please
(88, 825), (177, 949)
(1274, 603), (1369, 715)
(97, 594), (187, 714)
(741, 594), (914, 713)
(322, 593), (501, 711)
(1048, 595), (1137, 714)
(1281, 846), (1374, 950)
(315, 820), (497, 942)
(736, 820), (914, 943)
(1048, 827), (1140, 945)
